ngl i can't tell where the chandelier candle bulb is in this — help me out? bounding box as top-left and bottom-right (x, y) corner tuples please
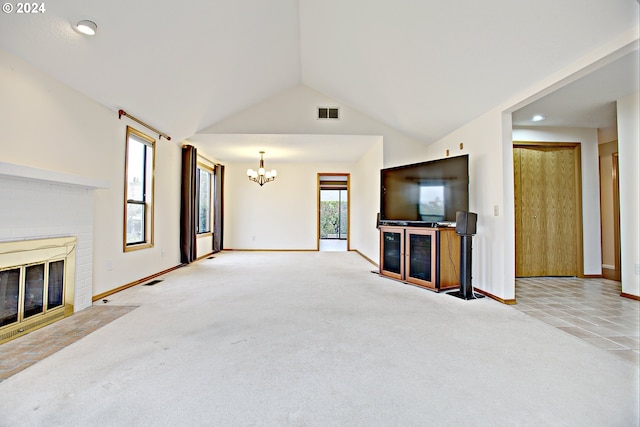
(247, 151), (277, 186)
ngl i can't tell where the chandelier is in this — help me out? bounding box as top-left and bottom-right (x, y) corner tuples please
(247, 151), (277, 186)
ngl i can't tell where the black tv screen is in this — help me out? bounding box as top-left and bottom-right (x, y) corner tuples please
(380, 154), (469, 223)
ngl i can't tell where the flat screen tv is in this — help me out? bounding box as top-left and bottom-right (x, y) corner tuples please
(380, 154), (469, 224)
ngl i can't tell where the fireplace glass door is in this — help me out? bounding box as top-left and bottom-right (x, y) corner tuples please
(48, 260), (64, 310)
(0, 236), (75, 344)
(24, 264), (45, 318)
(0, 260), (65, 328)
(0, 268), (20, 327)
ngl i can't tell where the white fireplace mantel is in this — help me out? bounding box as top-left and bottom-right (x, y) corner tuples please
(0, 161), (109, 189)
(0, 161), (108, 312)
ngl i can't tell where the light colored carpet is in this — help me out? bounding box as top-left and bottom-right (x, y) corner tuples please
(0, 251), (637, 426)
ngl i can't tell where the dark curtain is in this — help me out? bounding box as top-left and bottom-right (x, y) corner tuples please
(213, 164), (224, 253)
(180, 145), (197, 263)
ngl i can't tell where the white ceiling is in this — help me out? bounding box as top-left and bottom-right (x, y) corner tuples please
(512, 49), (639, 128)
(0, 0), (638, 162)
(188, 134), (380, 163)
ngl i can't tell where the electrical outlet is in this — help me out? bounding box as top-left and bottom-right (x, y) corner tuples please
(107, 259), (113, 271)
(494, 205), (499, 216)
(635, 263), (640, 275)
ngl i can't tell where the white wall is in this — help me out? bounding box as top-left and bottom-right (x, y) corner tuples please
(351, 138), (384, 263)
(199, 84), (427, 168)
(196, 84), (424, 257)
(224, 161), (354, 249)
(617, 91), (640, 296)
(512, 126), (602, 276)
(222, 151), (383, 258)
(196, 231), (213, 257)
(426, 110), (512, 299)
(0, 48), (183, 299)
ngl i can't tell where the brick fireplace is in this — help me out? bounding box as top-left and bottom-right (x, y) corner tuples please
(0, 162), (108, 342)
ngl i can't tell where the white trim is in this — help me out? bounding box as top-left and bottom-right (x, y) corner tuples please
(0, 161), (109, 189)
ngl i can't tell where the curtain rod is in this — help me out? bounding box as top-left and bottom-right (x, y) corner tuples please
(183, 143), (222, 167)
(118, 109), (171, 141)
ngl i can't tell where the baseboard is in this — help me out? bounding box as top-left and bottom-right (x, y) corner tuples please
(620, 292), (640, 301)
(473, 288), (517, 305)
(222, 247), (379, 268)
(602, 267), (620, 281)
(583, 274), (604, 278)
(92, 263), (186, 302)
(354, 249), (378, 267)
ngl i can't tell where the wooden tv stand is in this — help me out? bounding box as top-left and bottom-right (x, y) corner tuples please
(379, 225), (460, 292)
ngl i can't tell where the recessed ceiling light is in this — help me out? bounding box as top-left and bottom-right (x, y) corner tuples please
(530, 114), (546, 122)
(75, 20), (97, 36)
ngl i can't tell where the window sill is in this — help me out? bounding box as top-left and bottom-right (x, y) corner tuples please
(124, 242), (153, 252)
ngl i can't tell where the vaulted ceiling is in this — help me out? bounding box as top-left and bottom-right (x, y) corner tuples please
(0, 0), (637, 161)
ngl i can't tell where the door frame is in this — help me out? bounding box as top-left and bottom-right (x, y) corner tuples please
(603, 152), (622, 281)
(611, 153), (621, 281)
(317, 173), (350, 251)
(513, 141), (584, 278)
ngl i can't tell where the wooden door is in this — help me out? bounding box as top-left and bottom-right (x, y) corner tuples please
(514, 144), (582, 277)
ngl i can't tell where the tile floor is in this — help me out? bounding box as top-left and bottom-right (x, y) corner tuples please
(513, 277), (639, 365)
(0, 304), (138, 382)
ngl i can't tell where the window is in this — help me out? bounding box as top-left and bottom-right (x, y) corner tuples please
(124, 127), (155, 250)
(196, 164), (212, 234)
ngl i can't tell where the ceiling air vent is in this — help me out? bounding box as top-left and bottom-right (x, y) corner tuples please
(318, 107), (340, 120)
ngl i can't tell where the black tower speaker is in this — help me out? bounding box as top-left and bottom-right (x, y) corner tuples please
(449, 211), (484, 300)
(455, 211), (477, 236)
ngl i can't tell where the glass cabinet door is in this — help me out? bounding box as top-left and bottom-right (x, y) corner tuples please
(405, 229), (437, 288)
(380, 227), (404, 280)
